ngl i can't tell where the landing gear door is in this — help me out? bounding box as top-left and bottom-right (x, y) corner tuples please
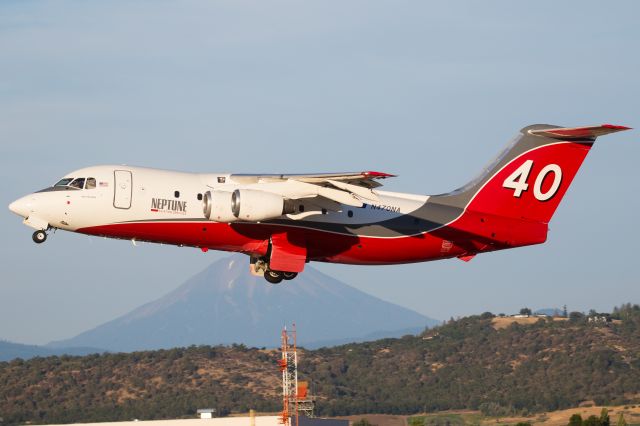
(269, 231), (307, 273)
(114, 170), (132, 209)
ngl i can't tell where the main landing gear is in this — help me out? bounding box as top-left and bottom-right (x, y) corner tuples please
(32, 230), (47, 244)
(251, 257), (298, 284)
(263, 270), (298, 284)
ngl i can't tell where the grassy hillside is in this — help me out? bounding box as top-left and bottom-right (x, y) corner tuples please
(1, 304), (639, 425)
(344, 405), (640, 426)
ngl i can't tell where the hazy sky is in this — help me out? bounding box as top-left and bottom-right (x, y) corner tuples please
(1, 1), (638, 345)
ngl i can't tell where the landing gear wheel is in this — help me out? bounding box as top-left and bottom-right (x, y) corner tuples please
(32, 230), (47, 244)
(264, 270), (284, 284)
(282, 272), (298, 280)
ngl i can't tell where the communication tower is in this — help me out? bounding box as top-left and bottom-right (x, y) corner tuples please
(279, 324), (315, 426)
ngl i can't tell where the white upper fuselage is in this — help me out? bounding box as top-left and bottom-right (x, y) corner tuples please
(9, 165), (428, 237)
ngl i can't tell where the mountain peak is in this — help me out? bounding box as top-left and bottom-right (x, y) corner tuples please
(49, 254), (438, 352)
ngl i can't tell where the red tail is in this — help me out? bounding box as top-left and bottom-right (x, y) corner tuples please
(467, 141), (592, 224)
(432, 124), (630, 249)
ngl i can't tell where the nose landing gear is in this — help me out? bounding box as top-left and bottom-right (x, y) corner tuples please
(32, 230), (47, 244)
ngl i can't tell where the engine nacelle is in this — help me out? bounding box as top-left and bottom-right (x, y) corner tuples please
(203, 190), (237, 222)
(231, 189), (286, 221)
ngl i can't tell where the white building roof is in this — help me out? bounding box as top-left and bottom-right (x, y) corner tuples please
(46, 415), (282, 426)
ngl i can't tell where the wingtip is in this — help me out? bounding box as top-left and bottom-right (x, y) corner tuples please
(602, 124), (632, 131)
(362, 171), (397, 178)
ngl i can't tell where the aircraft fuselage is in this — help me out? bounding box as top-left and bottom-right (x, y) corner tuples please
(8, 124), (630, 283)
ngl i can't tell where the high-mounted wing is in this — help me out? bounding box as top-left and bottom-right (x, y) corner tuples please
(231, 171), (395, 188)
(288, 171), (396, 188)
(228, 171), (396, 208)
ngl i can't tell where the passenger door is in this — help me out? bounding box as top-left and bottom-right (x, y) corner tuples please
(113, 170), (132, 209)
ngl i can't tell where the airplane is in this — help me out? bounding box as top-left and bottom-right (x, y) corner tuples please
(8, 124), (630, 284)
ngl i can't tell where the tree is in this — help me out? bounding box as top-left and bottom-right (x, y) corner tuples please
(568, 414), (583, 426)
(569, 311), (585, 322)
(519, 308), (532, 316)
(599, 408), (610, 426)
(616, 413), (627, 426)
(583, 415), (600, 426)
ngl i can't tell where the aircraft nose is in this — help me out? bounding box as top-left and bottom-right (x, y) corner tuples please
(8, 196), (31, 218)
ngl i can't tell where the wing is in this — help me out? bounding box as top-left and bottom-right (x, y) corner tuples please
(228, 171), (396, 208)
(231, 171), (395, 188)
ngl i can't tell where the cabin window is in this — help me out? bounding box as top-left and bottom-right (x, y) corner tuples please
(86, 178), (96, 189)
(197, 193), (203, 201)
(322, 208), (327, 215)
(348, 210), (353, 218)
(174, 191), (180, 198)
(299, 205), (305, 213)
(54, 178), (74, 187)
(69, 178), (85, 189)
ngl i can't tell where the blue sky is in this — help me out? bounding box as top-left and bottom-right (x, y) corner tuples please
(1, 0), (638, 344)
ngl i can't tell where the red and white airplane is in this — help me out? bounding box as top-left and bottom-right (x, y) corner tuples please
(8, 124), (630, 283)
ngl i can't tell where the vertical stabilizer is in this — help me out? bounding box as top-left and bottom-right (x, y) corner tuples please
(431, 124), (630, 225)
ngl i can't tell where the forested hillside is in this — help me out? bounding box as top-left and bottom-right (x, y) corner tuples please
(304, 304), (640, 416)
(1, 304), (638, 425)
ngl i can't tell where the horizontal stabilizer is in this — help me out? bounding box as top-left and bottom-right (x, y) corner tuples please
(529, 124), (630, 140)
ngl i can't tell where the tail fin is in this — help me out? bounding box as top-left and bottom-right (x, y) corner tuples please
(432, 124), (630, 225)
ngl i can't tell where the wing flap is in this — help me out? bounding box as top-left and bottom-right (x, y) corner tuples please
(243, 180), (364, 208)
(231, 170), (395, 188)
(315, 185), (364, 207)
(226, 170), (394, 209)
(326, 179), (380, 202)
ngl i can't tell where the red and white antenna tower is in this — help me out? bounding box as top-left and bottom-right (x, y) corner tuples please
(279, 324), (314, 426)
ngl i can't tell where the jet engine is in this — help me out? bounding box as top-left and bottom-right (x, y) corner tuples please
(231, 189), (290, 221)
(203, 189), (292, 222)
(202, 190), (237, 222)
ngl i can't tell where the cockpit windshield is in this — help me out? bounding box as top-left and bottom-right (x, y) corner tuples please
(50, 177), (96, 190)
(69, 178), (85, 189)
(54, 178), (74, 187)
